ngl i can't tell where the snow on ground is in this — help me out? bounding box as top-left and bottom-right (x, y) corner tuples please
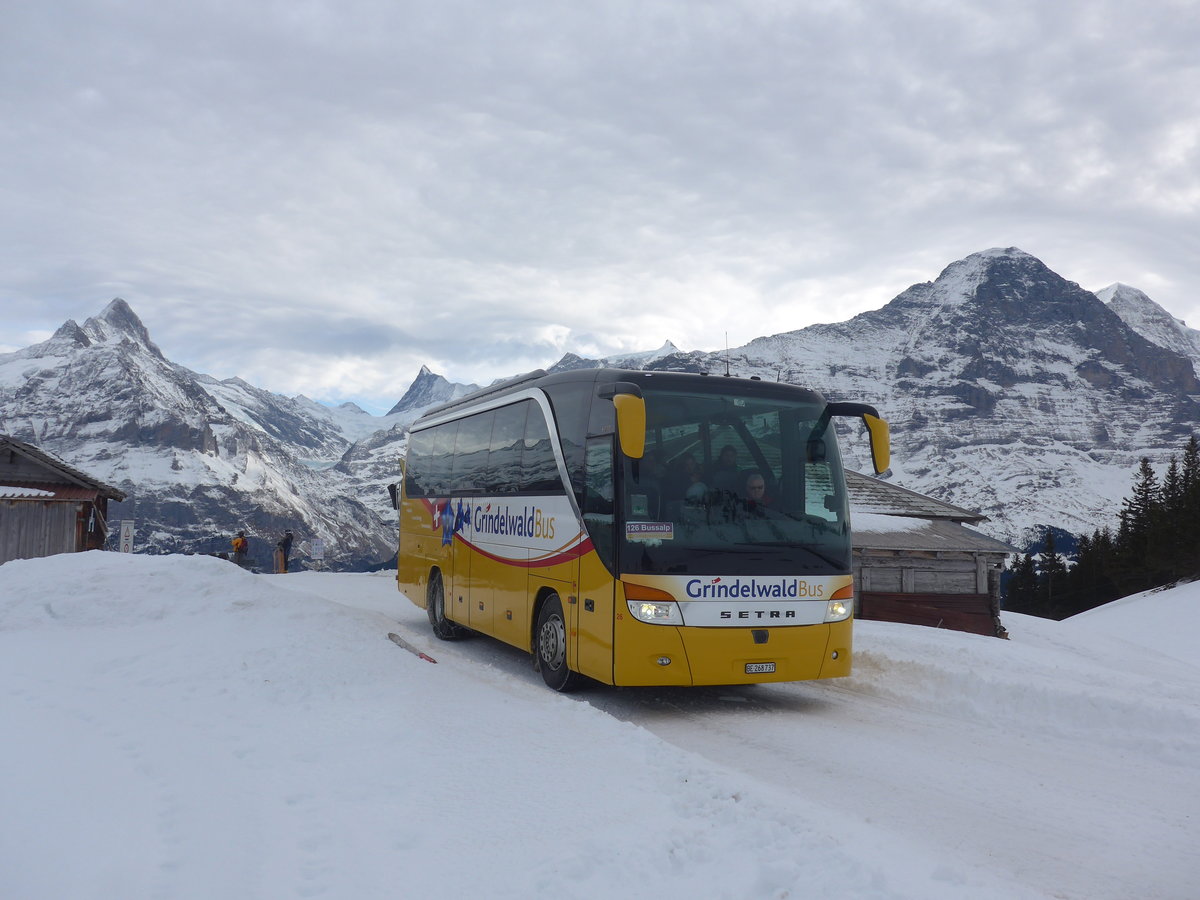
(2, 552), (1197, 899)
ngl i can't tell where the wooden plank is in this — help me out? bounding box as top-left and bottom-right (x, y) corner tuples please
(859, 591), (999, 637)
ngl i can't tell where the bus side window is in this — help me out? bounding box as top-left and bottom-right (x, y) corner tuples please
(450, 411), (494, 494)
(426, 422), (458, 497)
(543, 381), (593, 505)
(520, 402), (562, 493)
(488, 402), (528, 494)
(583, 437), (616, 572)
(404, 428), (434, 498)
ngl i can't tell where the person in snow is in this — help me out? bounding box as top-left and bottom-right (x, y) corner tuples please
(280, 529), (294, 573)
(273, 541), (286, 574)
(231, 531), (248, 567)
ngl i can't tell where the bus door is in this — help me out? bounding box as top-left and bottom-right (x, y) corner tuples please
(576, 436), (617, 681)
(440, 500), (470, 628)
(464, 531), (494, 633)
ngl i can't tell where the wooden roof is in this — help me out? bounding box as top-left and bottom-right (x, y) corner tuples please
(846, 469), (985, 523)
(0, 435), (126, 501)
(850, 516), (1017, 554)
(0, 481), (112, 502)
(847, 470), (1017, 555)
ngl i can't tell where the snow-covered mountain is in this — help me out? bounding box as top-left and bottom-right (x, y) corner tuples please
(3, 248), (1197, 564)
(0, 300), (398, 568)
(385, 365), (478, 417)
(545, 340), (681, 373)
(1098, 282), (1200, 376)
(638, 248), (1199, 541)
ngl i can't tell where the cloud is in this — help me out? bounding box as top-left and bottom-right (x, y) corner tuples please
(2, 0), (1199, 408)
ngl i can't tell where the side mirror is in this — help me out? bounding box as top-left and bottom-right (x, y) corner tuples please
(599, 381), (646, 460)
(862, 414), (890, 475)
(386, 483), (400, 510)
(613, 393), (646, 460)
(826, 402), (891, 476)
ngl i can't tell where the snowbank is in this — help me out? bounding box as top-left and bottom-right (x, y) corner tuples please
(1064, 578), (1200, 666)
(2, 552), (1196, 899)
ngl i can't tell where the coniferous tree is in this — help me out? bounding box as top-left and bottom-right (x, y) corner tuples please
(1006, 435), (1200, 617)
(1183, 436), (1200, 577)
(1061, 529), (1119, 618)
(1037, 529), (1069, 618)
(1004, 552), (1039, 615)
(1112, 458), (1161, 595)
(1156, 456), (1185, 583)
(1090, 527), (1120, 606)
(1060, 532), (1092, 618)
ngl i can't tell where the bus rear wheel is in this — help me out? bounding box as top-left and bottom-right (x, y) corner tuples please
(427, 571), (466, 641)
(536, 593), (583, 692)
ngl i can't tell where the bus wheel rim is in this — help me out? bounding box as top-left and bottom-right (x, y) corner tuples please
(539, 614), (565, 670)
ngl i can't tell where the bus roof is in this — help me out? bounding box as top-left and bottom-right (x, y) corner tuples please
(417, 367), (830, 423)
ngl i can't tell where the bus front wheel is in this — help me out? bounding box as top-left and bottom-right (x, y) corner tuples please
(535, 593), (583, 692)
(427, 571), (466, 641)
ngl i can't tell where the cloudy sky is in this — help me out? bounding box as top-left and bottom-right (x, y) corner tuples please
(3, 0), (1198, 413)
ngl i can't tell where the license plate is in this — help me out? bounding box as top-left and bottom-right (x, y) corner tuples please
(745, 662), (776, 674)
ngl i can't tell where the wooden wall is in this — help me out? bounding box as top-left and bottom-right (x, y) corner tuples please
(853, 548), (1007, 637)
(858, 591), (1001, 637)
(0, 501), (80, 565)
(855, 549), (992, 594)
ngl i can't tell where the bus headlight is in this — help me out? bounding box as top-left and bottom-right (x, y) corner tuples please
(627, 599), (684, 625)
(623, 582), (685, 626)
(824, 598), (852, 622)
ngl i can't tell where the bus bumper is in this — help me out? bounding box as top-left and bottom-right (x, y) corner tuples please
(612, 616), (852, 686)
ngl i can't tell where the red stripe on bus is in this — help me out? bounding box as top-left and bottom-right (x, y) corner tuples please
(454, 535), (595, 568)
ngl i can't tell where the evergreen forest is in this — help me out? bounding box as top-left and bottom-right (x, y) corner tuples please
(1004, 435), (1200, 619)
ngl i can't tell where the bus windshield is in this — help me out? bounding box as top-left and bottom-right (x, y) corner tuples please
(618, 387), (851, 576)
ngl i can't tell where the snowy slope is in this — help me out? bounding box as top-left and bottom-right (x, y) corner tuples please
(2, 551), (1195, 899)
(1099, 282), (1200, 377)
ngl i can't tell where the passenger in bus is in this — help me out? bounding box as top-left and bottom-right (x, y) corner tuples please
(632, 450), (666, 518)
(709, 445), (741, 495)
(666, 453), (708, 505)
(743, 472), (774, 517)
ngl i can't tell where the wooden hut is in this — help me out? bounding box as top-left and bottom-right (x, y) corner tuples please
(0, 435), (126, 566)
(847, 470), (1016, 638)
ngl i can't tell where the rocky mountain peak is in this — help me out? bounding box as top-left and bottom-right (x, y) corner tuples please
(547, 352), (602, 373)
(49, 319), (92, 347)
(939, 247), (1059, 305)
(887, 249), (1195, 392)
(386, 366), (476, 416)
(79, 298), (164, 358)
(1099, 282), (1200, 370)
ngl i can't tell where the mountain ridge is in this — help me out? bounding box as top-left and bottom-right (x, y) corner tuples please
(2, 247), (1197, 566)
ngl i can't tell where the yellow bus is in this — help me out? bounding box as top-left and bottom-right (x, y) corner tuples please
(393, 368), (889, 691)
